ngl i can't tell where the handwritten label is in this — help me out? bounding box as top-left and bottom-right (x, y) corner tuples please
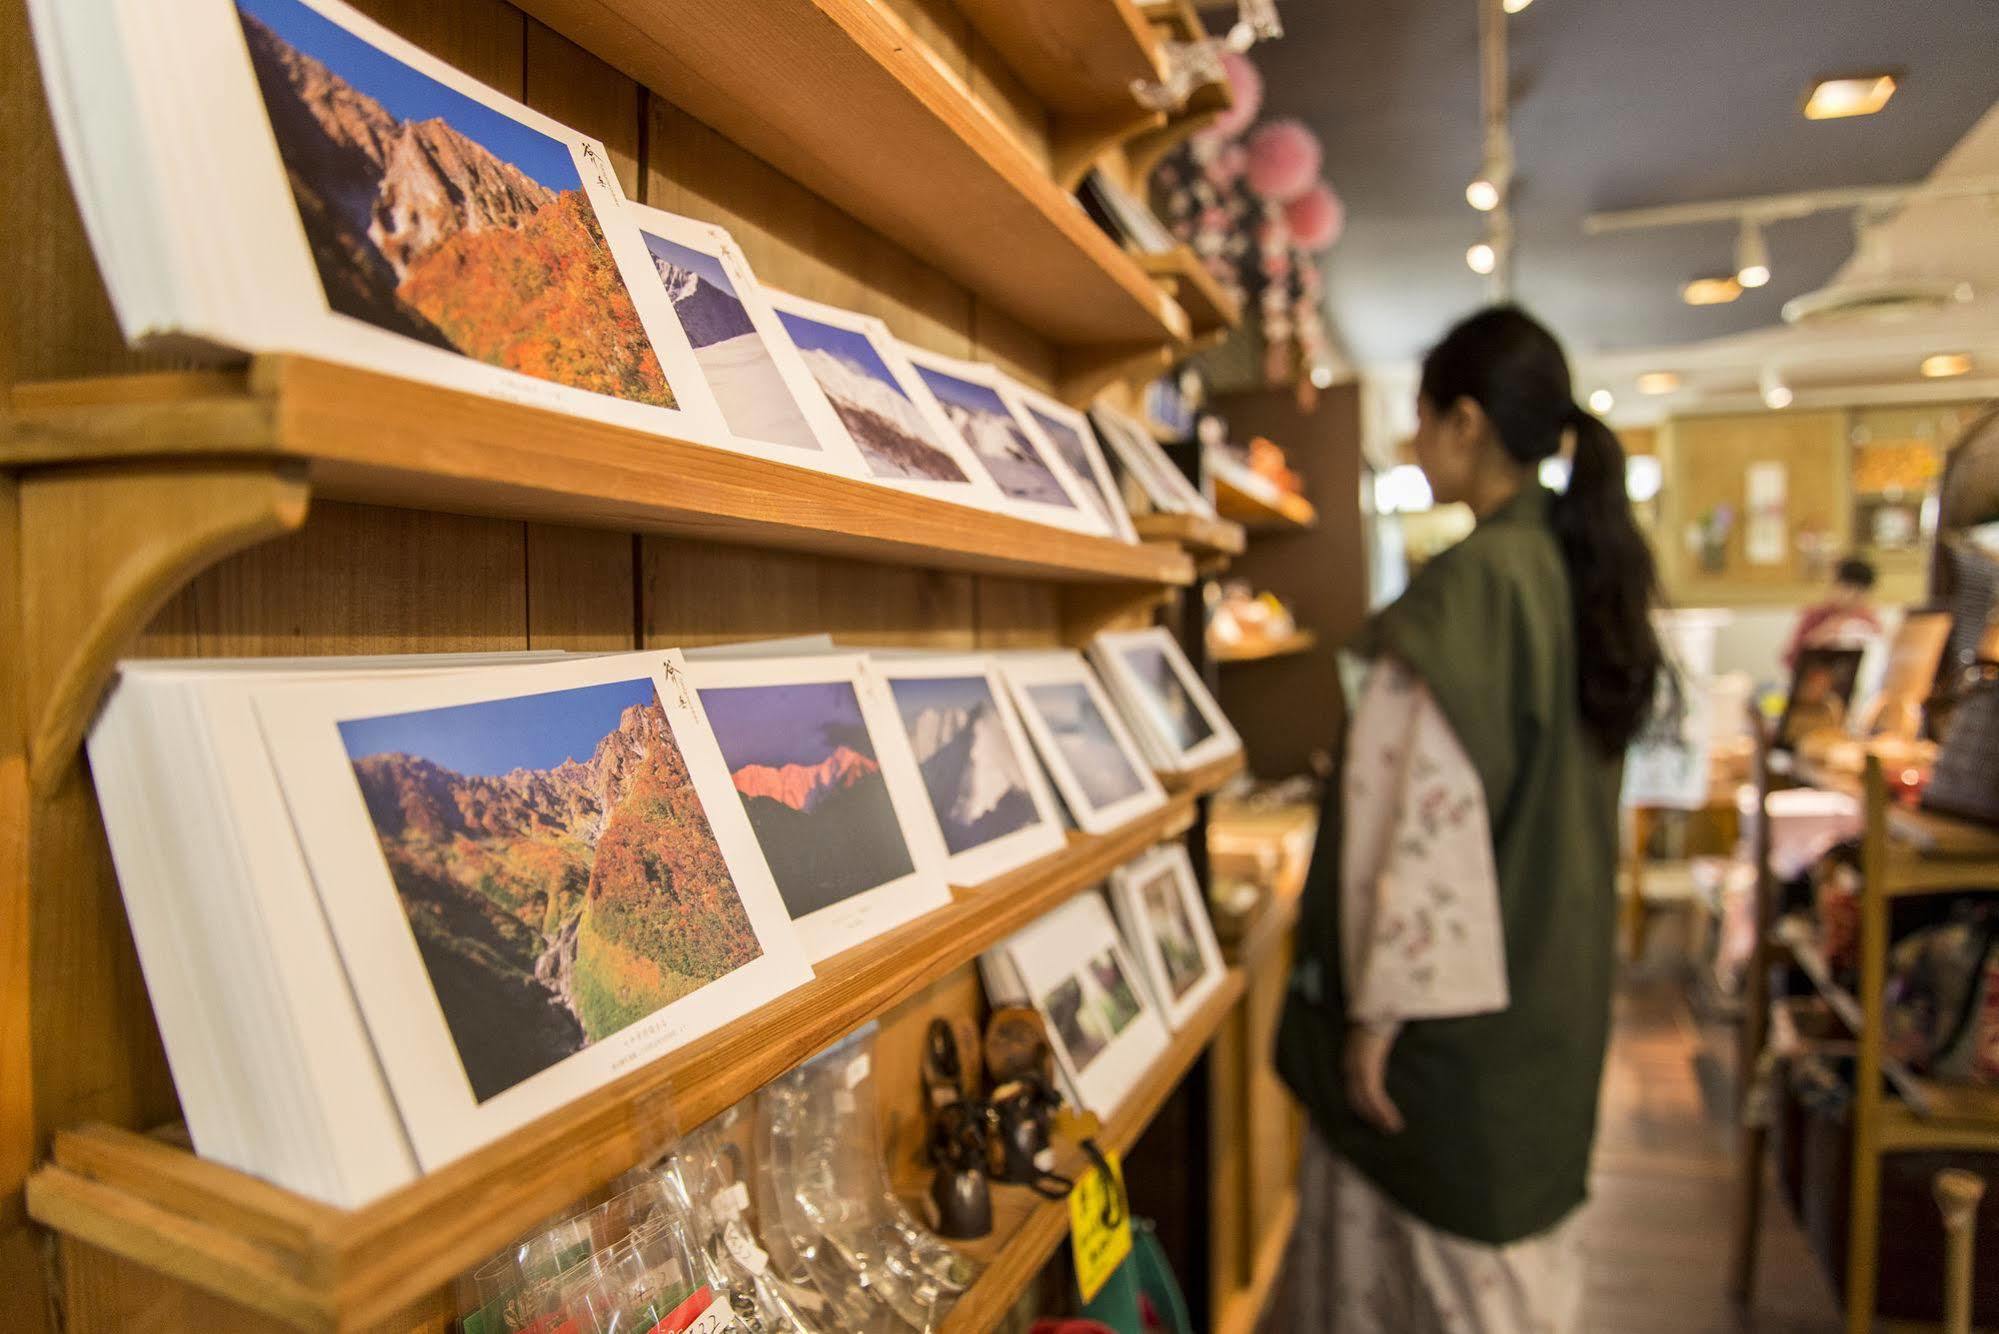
(1067, 1151), (1132, 1304)
(722, 1220), (769, 1276)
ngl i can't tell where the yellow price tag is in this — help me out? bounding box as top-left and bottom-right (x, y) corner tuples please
(1067, 1149), (1132, 1304)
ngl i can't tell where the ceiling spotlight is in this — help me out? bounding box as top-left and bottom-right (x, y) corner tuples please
(1588, 388), (1615, 415)
(1761, 368), (1793, 410)
(1502, 0), (1534, 12)
(1803, 73), (1898, 121)
(1735, 219), (1771, 288)
(1683, 275), (1744, 306)
(1922, 352), (1972, 379)
(1466, 178), (1501, 212)
(1636, 371), (1681, 396)
(1467, 242), (1497, 275)
(1309, 363), (1336, 389)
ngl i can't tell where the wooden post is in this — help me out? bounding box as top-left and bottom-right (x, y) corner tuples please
(1844, 758), (1890, 1334)
(1933, 1168), (1984, 1334)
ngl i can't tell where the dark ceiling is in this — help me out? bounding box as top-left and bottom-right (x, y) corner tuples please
(1249, 0), (1999, 366)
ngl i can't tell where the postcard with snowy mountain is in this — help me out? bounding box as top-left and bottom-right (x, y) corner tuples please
(762, 291), (1008, 511)
(30, 0), (727, 442)
(256, 652), (809, 1172)
(688, 654), (951, 961)
(625, 206), (873, 476)
(869, 655), (1067, 886)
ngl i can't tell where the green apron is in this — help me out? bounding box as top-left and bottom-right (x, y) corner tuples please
(1275, 486), (1622, 1246)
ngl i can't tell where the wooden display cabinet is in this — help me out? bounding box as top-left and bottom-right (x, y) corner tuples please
(0, 0), (1258, 1329)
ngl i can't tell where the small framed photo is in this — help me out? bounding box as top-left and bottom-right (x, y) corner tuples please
(624, 205), (871, 476)
(986, 894), (1170, 1117)
(1777, 645), (1866, 749)
(868, 654), (1068, 886)
(999, 651), (1167, 834)
(998, 379), (1139, 543)
(1089, 403), (1216, 519)
(1088, 627), (1241, 772)
(897, 345), (1111, 536)
(761, 290), (1005, 509)
(255, 651), (812, 1174)
(687, 653), (953, 961)
(1108, 845), (1226, 1030)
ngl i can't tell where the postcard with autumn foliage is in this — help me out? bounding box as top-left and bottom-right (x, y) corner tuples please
(29, 0), (728, 443)
(257, 652), (809, 1172)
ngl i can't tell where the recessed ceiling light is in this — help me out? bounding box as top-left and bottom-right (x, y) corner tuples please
(1683, 276), (1744, 306)
(1466, 242), (1497, 275)
(1588, 388), (1615, 414)
(1466, 178), (1501, 212)
(1803, 73), (1898, 120)
(1502, 0), (1534, 12)
(1922, 352), (1972, 379)
(1636, 371), (1681, 395)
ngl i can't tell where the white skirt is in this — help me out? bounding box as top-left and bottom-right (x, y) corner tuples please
(1264, 1132), (1585, 1334)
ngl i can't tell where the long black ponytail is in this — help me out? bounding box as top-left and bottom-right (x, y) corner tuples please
(1419, 305), (1666, 754)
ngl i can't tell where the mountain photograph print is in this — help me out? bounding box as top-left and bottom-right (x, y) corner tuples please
(1139, 869), (1205, 1000)
(773, 312), (970, 483)
(639, 230), (819, 451)
(886, 675), (1041, 856)
(236, 0), (676, 405)
(1027, 406), (1119, 529)
(338, 678), (761, 1104)
(1043, 976), (1109, 1072)
(912, 365), (1077, 509)
(1090, 949), (1144, 1034)
(1121, 643), (1216, 753)
(698, 681), (917, 918)
(1024, 683), (1146, 810)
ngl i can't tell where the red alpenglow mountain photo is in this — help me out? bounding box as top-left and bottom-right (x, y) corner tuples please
(237, 1), (676, 406)
(698, 681), (918, 919)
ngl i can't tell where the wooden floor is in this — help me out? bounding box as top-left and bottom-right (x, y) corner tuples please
(1581, 972), (1841, 1333)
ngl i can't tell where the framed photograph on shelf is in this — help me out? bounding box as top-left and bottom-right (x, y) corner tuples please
(1776, 646), (1867, 750)
(897, 345), (1110, 535)
(983, 894), (1170, 1117)
(1108, 844), (1226, 1030)
(761, 290), (1005, 509)
(999, 652), (1167, 834)
(868, 654), (1068, 886)
(256, 651), (812, 1176)
(1088, 627), (1241, 772)
(34, 0), (731, 444)
(688, 653), (952, 961)
(1090, 403), (1216, 519)
(625, 205), (871, 475)
(999, 379), (1139, 543)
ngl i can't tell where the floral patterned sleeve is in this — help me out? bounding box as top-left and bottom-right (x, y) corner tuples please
(1340, 658), (1509, 1024)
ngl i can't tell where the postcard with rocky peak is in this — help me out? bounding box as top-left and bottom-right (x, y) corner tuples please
(688, 654), (952, 962)
(257, 652), (809, 1171)
(32, 0), (727, 441)
(869, 655), (1068, 887)
(1109, 844), (1226, 1030)
(898, 346), (1109, 536)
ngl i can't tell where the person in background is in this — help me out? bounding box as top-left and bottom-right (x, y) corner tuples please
(1270, 306), (1667, 1333)
(1782, 556), (1880, 669)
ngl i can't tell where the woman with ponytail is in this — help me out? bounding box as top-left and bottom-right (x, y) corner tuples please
(1272, 306), (1666, 1332)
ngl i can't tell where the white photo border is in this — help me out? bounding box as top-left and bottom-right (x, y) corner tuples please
(1108, 843), (1226, 1030)
(1089, 627), (1242, 772)
(999, 651), (1167, 835)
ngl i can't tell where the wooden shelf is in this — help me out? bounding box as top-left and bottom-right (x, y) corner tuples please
(1134, 511), (1247, 560)
(937, 968), (1247, 1333)
(25, 773), (1236, 1332)
(955, 0), (1163, 120)
(2, 359), (1195, 590)
(1140, 246), (1242, 343)
(507, 0), (1187, 351)
(1214, 474), (1318, 532)
(1159, 749), (1247, 795)
(1213, 630), (1318, 664)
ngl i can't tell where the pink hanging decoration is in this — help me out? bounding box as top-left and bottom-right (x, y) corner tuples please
(1198, 52), (1263, 143)
(1284, 183), (1346, 252)
(1245, 119), (1322, 203)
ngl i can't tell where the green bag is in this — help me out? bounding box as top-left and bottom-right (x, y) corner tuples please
(1078, 1219), (1193, 1334)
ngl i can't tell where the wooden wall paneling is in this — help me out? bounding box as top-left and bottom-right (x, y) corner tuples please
(876, 0), (1051, 172)
(968, 304), (1060, 394)
(972, 578), (1064, 648)
(644, 101), (974, 359)
(523, 18), (643, 197)
(342, 0), (526, 93)
(640, 540), (978, 649)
